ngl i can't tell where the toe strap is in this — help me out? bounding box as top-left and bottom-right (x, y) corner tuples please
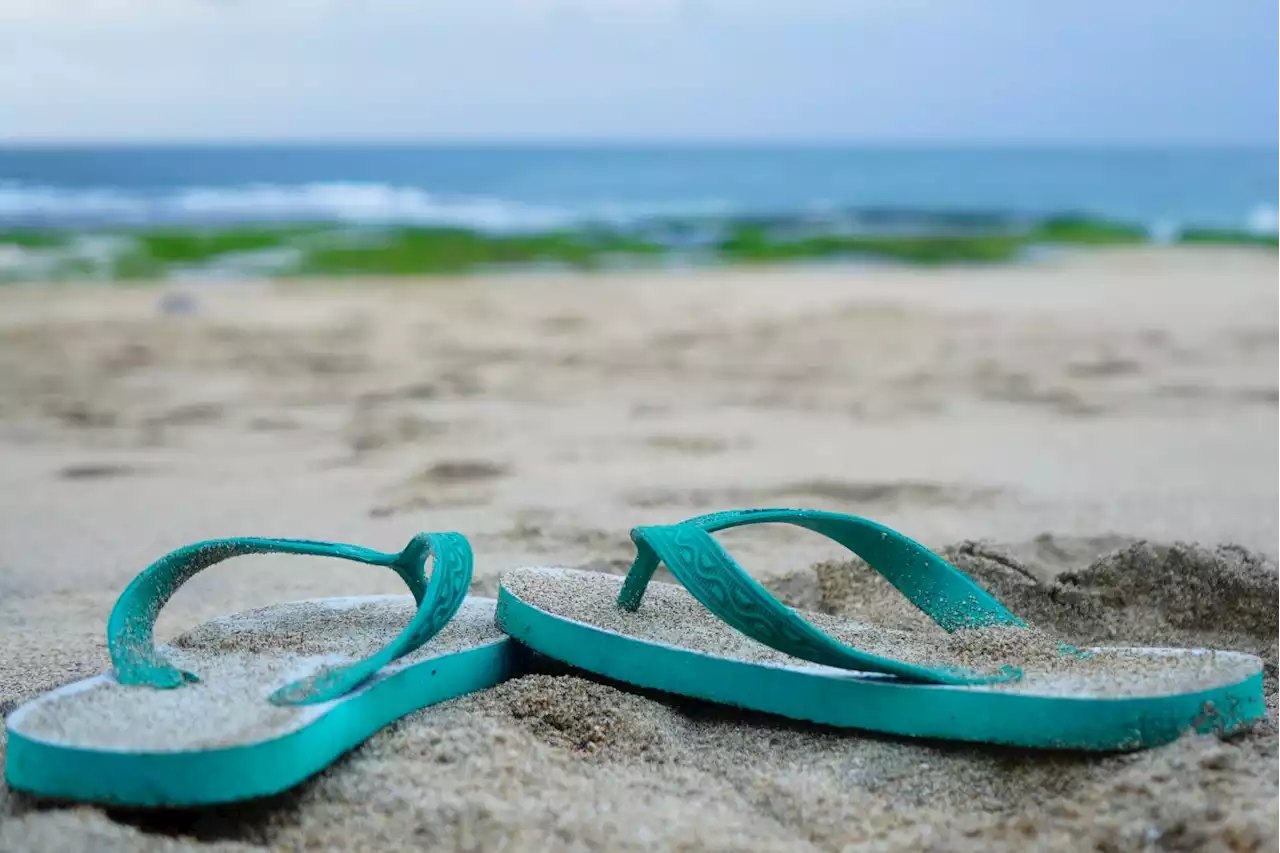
(107, 532), (473, 705)
(618, 509), (1024, 685)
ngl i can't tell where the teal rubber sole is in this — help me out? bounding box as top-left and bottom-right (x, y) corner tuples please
(5, 638), (525, 807)
(497, 585), (1266, 751)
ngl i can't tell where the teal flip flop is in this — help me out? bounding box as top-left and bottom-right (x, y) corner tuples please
(498, 509), (1265, 751)
(5, 532), (523, 807)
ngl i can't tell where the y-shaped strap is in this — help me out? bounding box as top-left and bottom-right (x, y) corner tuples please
(617, 508), (1024, 685)
(107, 532), (472, 706)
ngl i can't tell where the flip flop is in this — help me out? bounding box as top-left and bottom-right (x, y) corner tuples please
(497, 509), (1265, 751)
(5, 532), (523, 807)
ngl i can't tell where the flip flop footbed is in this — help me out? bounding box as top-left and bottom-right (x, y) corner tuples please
(498, 568), (1264, 746)
(6, 596), (518, 805)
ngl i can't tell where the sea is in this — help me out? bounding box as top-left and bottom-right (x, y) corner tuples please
(0, 145), (1276, 235)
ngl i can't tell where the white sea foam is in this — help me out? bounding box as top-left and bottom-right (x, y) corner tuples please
(1246, 204), (1278, 235)
(0, 181), (1275, 237)
(167, 183), (577, 230)
(0, 182), (581, 232)
(1147, 219), (1179, 245)
(0, 184), (151, 222)
(0, 181), (733, 232)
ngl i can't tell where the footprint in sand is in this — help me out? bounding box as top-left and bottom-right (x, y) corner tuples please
(369, 459), (511, 517)
(58, 463), (144, 481)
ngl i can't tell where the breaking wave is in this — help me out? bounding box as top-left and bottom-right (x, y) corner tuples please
(0, 181), (1275, 236)
(0, 182), (584, 231)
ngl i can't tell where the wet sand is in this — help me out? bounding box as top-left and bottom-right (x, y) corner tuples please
(0, 247), (1276, 851)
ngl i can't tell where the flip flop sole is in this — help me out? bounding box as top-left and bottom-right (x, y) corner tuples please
(5, 597), (524, 807)
(497, 583), (1265, 751)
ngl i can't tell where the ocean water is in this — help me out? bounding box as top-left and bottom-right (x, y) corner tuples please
(1, 145), (1276, 234)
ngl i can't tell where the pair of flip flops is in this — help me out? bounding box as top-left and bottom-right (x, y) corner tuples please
(5, 509), (1266, 807)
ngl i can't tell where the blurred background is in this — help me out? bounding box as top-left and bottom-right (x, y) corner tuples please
(0, 1), (1276, 280)
(0, 0), (1275, 591)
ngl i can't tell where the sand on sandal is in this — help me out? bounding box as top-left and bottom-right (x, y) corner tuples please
(499, 566), (1264, 699)
(8, 597), (506, 752)
(1, 250), (1276, 851)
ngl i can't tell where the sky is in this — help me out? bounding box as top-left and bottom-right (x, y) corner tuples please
(0, 0), (1276, 145)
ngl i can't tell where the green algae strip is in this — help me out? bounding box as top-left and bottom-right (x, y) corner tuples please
(1178, 228), (1279, 248)
(0, 215), (1275, 283)
(298, 228), (664, 276)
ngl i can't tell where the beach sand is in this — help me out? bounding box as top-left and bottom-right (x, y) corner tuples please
(0, 247), (1276, 851)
